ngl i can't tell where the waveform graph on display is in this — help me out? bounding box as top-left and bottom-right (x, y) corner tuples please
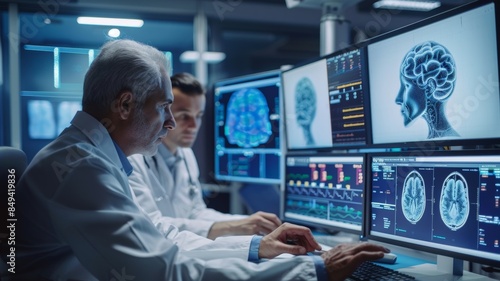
(284, 155), (365, 229)
(286, 198), (329, 220)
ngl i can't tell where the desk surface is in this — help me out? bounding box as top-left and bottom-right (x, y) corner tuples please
(311, 232), (498, 281)
(381, 249), (433, 270)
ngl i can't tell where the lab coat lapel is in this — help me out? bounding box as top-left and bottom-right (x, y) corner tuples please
(70, 111), (132, 198)
(156, 156), (177, 216)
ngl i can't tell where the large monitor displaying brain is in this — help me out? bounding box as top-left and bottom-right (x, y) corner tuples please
(367, 150), (500, 269)
(401, 170), (426, 224)
(281, 47), (370, 150)
(440, 171), (470, 231)
(224, 88), (272, 148)
(214, 70), (282, 184)
(368, 1), (500, 147)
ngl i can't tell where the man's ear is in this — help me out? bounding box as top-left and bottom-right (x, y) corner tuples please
(115, 91), (134, 120)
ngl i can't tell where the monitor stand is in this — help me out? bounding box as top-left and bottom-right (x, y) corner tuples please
(316, 227), (339, 236)
(399, 255), (497, 281)
(313, 230), (359, 249)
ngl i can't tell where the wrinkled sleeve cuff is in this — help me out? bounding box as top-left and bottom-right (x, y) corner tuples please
(309, 254), (328, 281)
(248, 235), (262, 262)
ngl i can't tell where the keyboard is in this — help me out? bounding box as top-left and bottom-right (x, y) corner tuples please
(347, 261), (416, 281)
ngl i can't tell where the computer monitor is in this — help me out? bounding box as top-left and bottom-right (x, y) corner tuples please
(281, 47), (370, 151)
(213, 70), (282, 184)
(366, 150), (500, 275)
(283, 152), (366, 235)
(368, 0), (500, 148)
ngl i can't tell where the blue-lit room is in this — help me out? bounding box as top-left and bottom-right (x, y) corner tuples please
(1, 0), (499, 280)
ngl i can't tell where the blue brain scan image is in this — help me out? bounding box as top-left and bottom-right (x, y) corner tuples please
(295, 77), (316, 145)
(224, 88), (272, 148)
(28, 100), (56, 139)
(440, 171), (469, 231)
(396, 41), (459, 139)
(401, 170), (426, 224)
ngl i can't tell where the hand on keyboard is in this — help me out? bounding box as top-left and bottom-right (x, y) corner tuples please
(320, 242), (390, 281)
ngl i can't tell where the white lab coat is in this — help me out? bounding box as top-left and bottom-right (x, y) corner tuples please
(128, 146), (246, 237)
(4, 111), (323, 281)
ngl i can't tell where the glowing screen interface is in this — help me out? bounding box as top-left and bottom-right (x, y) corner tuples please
(284, 155), (365, 232)
(368, 3), (499, 146)
(282, 48), (368, 150)
(327, 49), (368, 147)
(214, 73), (281, 184)
(369, 154), (500, 262)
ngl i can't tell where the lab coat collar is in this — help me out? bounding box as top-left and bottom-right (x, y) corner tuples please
(112, 141), (133, 176)
(70, 111), (126, 176)
(158, 144), (182, 170)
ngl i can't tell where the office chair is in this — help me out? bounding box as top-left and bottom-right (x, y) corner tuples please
(0, 146), (28, 182)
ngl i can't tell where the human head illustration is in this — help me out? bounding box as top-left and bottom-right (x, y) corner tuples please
(395, 41), (459, 139)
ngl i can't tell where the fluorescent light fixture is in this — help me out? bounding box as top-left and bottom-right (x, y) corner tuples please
(77, 16), (144, 27)
(373, 0), (441, 11)
(180, 51), (200, 62)
(202, 52), (226, 62)
(180, 51), (226, 63)
(108, 28), (121, 38)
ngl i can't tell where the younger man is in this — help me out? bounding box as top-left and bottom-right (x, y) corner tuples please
(128, 72), (282, 239)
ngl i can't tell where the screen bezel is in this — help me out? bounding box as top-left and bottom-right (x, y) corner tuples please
(365, 0), (500, 149)
(365, 148), (500, 267)
(212, 69), (283, 185)
(281, 43), (373, 152)
(282, 151), (367, 236)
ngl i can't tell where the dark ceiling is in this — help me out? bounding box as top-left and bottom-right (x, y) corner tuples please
(0, 0), (478, 74)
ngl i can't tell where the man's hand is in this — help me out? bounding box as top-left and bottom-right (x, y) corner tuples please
(258, 222), (321, 259)
(322, 243), (389, 281)
(207, 211), (281, 239)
